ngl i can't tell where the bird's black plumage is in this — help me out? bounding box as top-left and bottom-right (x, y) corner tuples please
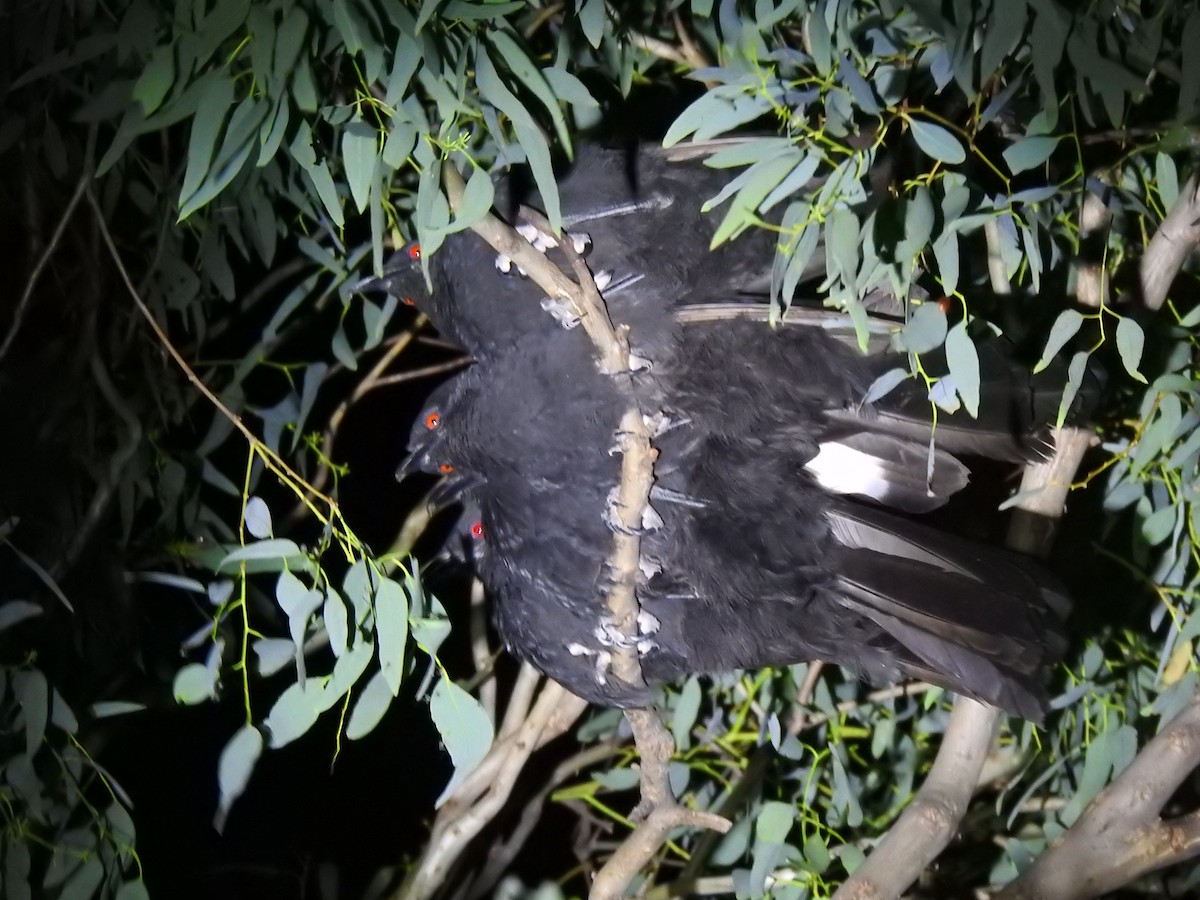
(375, 142), (1076, 719)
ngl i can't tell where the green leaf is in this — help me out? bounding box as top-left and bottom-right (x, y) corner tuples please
(1115, 316), (1148, 383)
(347, 670), (394, 739)
(490, 29), (572, 151)
(343, 558), (377, 626)
(305, 160), (345, 227)
(981, 0), (1027, 80)
(1056, 351), (1092, 428)
(909, 119), (965, 164)
(808, 5), (832, 72)
(13, 669), (48, 756)
(431, 679), (494, 805)
(214, 725), (263, 832)
(60, 857), (103, 900)
(385, 32), (422, 107)
(253, 638), (294, 676)
(827, 207), (861, 281)
(195, 0), (251, 65)
(179, 74), (234, 209)
(274, 7), (309, 83)
(932, 230), (959, 295)
(0, 600), (42, 633)
(1034, 309), (1085, 372)
(672, 677), (702, 752)
(277, 570), (322, 660)
(542, 66), (598, 109)
(1142, 505), (1177, 545)
(864, 367), (910, 404)
(294, 362), (328, 449)
(447, 166), (495, 233)
(332, 321), (357, 370)
(263, 678), (325, 748)
(415, 0), (444, 32)
(244, 496), (272, 538)
(219, 538), (304, 567)
(382, 119), (418, 169)
(132, 46), (175, 116)
(292, 56), (318, 111)
(578, 0), (606, 47)
(1155, 152), (1179, 210)
(342, 118), (377, 213)
(755, 800), (795, 843)
(180, 97), (267, 219)
(710, 153), (798, 246)
(376, 577), (409, 695)
(476, 47), (560, 231)
(1003, 135), (1060, 174)
(173, 662), (218, 705)
(257, 97), (290, 167)
(327, 639), (375, 702)
(332, 0), (364, 53)
(116, 880), (151, 900)
(896, 302), (948, 354)
(945, 321), (981, 417)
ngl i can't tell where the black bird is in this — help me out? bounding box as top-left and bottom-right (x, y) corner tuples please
(395, 320), (1071, 718)
(374, 143), (1077, 719)
(368, 142), (822, 363)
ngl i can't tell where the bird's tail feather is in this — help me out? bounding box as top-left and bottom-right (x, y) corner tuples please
(824, 501), (1068, 721)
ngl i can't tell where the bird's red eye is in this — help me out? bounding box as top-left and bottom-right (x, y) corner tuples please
(407, 243), (422, 260)
(470, 521), (484, 539)
(425, 412), (441, 430)
(439, 463), (455, 473)
(402, 295), (416, 307)
(936, 296), (954, 313)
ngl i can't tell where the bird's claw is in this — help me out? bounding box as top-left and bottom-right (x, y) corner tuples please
(567, 641), (613, 685)
(603, 488), (663, 535)
(539, 295), (582, 329)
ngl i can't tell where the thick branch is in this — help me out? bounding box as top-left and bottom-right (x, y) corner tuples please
(396, 681), (589, 900)
(833, 697), (1001, 900)
(1141, 174), (1200, 311)
(997, 690), (1200, 899)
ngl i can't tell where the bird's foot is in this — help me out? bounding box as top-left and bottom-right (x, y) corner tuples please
(603, 487), (663, 535)
(638, 554), (663, 579)
(495, 225), (592, 275)
(638, 610), (660, 635)
(539, 295), (583, 328)
(607, 414), (667, 455)
(566, 642), (613, 685)
(627, 351), (653, 372)
(592, 612), (660, 657)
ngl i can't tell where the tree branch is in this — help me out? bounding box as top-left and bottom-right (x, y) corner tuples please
(1141, 174), (1200, 311)
(395, 680), (589, 900)
(833, 697), (1001, 900)
(997, 690), (1200, 899)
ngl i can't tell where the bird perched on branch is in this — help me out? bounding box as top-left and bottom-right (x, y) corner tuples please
(370, 142), (1081, 721)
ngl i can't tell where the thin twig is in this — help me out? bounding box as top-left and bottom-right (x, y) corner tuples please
(1, 127), (96, 367)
